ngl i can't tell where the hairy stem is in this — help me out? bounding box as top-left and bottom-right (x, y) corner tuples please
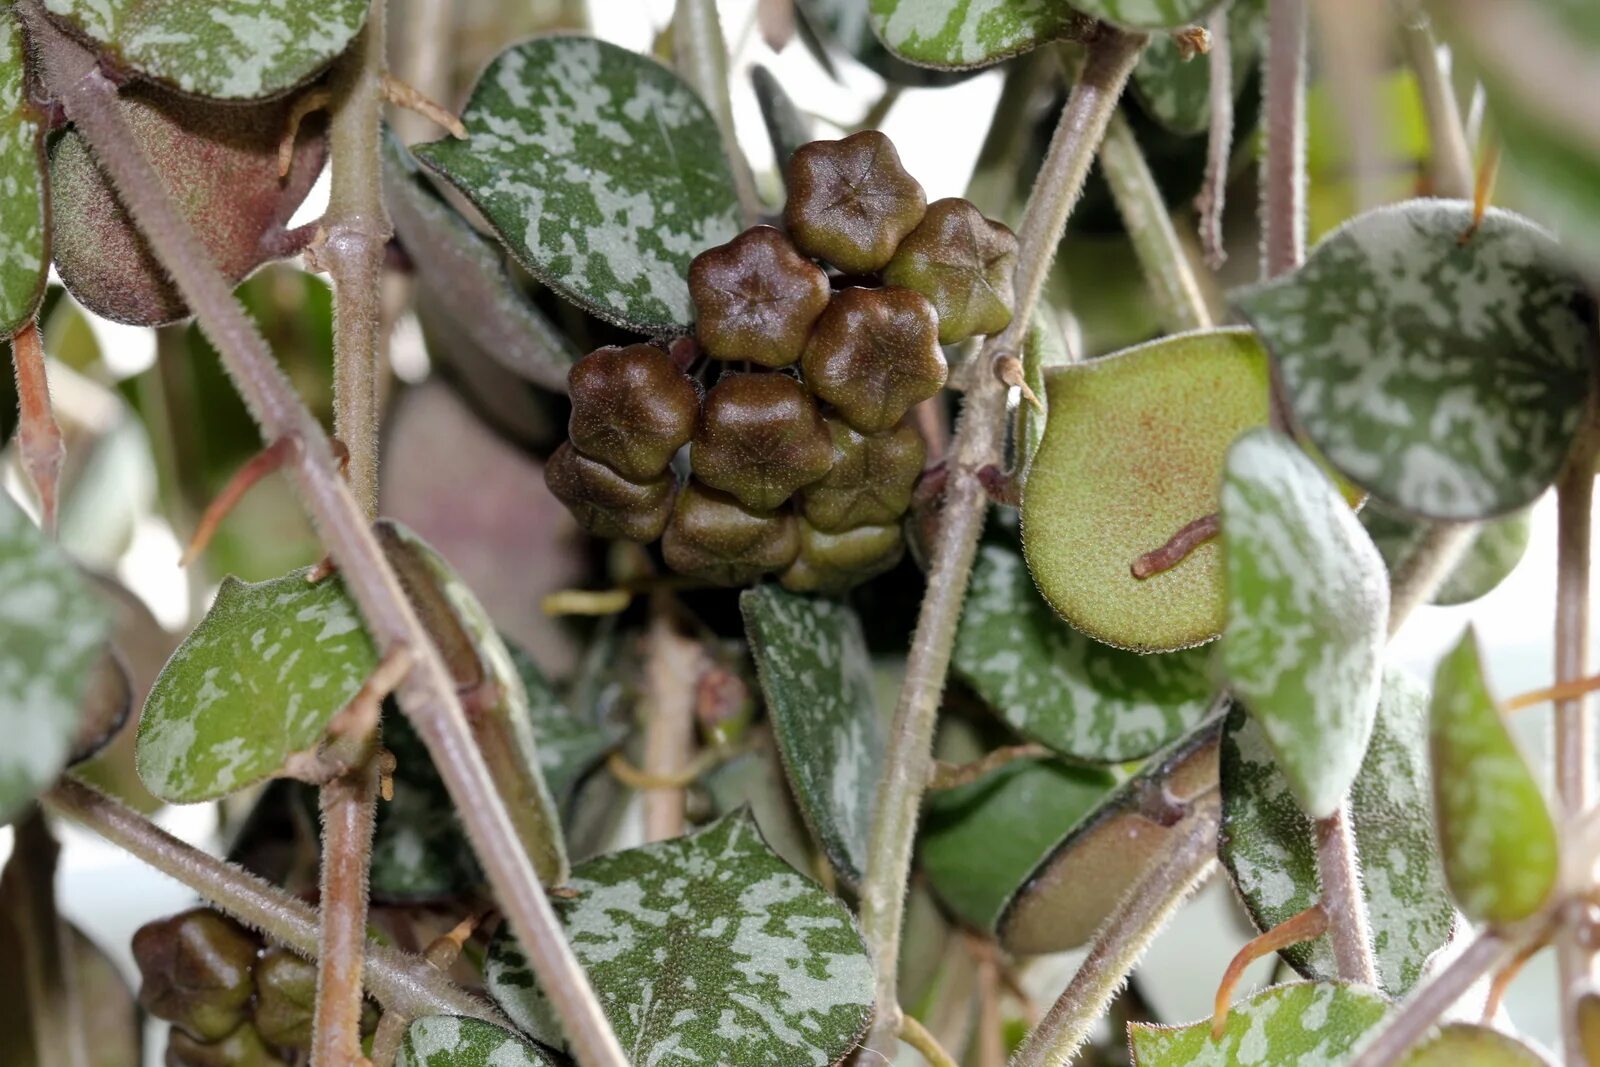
(1099, 109), (1212, 333)
(3, 811), (89, 1067)
(1196, 4), (1234, 268)
(673, 0), (761, 224)
(314, 762), (382, 1065)
(20, 11), (627, 1064)
(1260, 0), (1309, 279)
(1313, 807), (1378, 986)
(641, 608), (702, 842)
(8, 322), (64, 533)
(901, 1012), (961, 1067)
(1009, 793), (1220, 1067)
(1398, 7), (1473, 201)
(855, 27), (1147, 1056)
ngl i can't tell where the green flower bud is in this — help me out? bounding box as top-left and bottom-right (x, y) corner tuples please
(568, 344), (700, 481)
(545, 441), (677, 542)
(133, 909), (259, 1043)
(801, 287), (947, 433)
(252, 948), (316, 1051)
(690, 226), (832, 367)
(691, 372), (835, 511)
(780, 520), (905, 594)
(663, 480), (800, 586)
(801, 416), (926, 532)
(784, 131), (926, 274)
(165, 1022), (287, 1067)
(883, 198), (1018, 344)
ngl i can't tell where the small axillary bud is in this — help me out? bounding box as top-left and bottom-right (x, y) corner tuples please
(689, 225), (832, 367)
(784, 130), (927, 274)
(567, 344), (700, 482)
(691, 372), (834, 511)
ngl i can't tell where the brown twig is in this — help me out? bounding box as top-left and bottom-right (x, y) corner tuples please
(8, 321), (64, 533)
(928, 743), (1051, 791)
(1212, 903), (1327, 1037)
(1131, 512), (1220, 580)
(642, 607), (705, 842)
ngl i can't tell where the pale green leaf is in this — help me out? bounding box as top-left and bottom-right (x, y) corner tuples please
(413, 36), (742, 333)
(41, 0), (369, 100)
(866, 0), (1095, 71)
(1131, 0), (1265, 134)
(954, 543), (1213, 763)
(1219, 670), (1454, 994)
(394, 1016), (557, 1067)
(1399, 1023), (1556, 1067)
(1074, 0), (1227, 33)
(0, 7), (47, 335)
(136, 570), (376, 803)
(0, 493), (111, 824)
(1362, 504), (1532, 607)
(1019, 314), (1069, 473)
(1430, 628), (1559, 925)
(921, 755), (1113, 929)
(1131, 982), (1390, 1066)
(1219, 428), (1388, 819)
(485, 812), (874, 1066)
(742, 585), (886, 885)
(1235, 200), (1594, 521)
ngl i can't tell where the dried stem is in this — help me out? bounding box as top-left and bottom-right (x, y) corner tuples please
(855, 27), (1147, 1055)
(1260, 0), (1309, 280)
(673, 0), (762, 225)
(3, 811), (89, 1067)
(928, 743), (1051, 790)
(390, 0), (454, 143)
(19, 10), (627, 1064)
(1009, 793), (1220, 1067)
(1313, 807), (1378, 986)
(641, 607), (703, 842)
(1196, 4), (1234, 268)
(8, 321), (64, 533)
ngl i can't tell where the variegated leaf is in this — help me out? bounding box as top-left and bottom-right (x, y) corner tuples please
(508, 642), (620, 814)
(954, 543), (1213, 763)
(1131, 0), (1266, 134)
(1362, 503), (1531, 607)
(1430, 628), (1559, 925)
(370, 714), (479, 903)
(0, 6), (48, 335)
(1399, 1023), (1556, 1066)
(1219, 428), (1388, 819)
(413, 36), (742, 333)
(41, 0), (369, 100)
(136, 570), (377, 803)
(741, 585), (885, 885)
(866, 0), (1095, 71)
(1073, 0), (1227, 32)
(1131, 982), (1390, 1066)
(395, 1016), (557, 1067)
(796, 0), (972, 86)
(1021, 327), (1270, 653)
(1235, 201), (1595, 521)
(0, 492), (111, 825)
(1219, 670), (1454, 994)
(485, 812), (874, 1066)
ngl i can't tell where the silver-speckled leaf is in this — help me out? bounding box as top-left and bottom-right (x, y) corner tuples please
(370, 714), (479, 903)
(1235, 200), (1595, 521)
(1131, 982), (1390, 1066)
(508, 642), (620, 814)
(1219, 670), (1454, 994)
(1073, 0), (1226, 32)
(1219, 429), (1388, 819)
(0, 493), (111, 825)
(136, 570), (377, 803)
(413, 36), (742, 333)
(485, 811), (874, 1067)
(796, 0), (973, 87)
(866, 0), (1095, 71)
(1399, 1023), (1556, 1066)
(1362, 503), (1531, 607)
(395, 1016), (556, 1067)
(741, 585), (885, 886)
(954, 544), (1213, 763)
(41, 0), (369, 100)
(0, 7), (47, 335)
(1131, 0), (1265, 134)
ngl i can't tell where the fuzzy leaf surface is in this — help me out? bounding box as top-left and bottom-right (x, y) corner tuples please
(866, 0), (1094, 71)
(1131, 0), (1265, 134)
(0, 7), (47, 335)
(1130, 982), (1389, 1066)
(394, 1016), (556, 1067)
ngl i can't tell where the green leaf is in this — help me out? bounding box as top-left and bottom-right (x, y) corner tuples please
(796, 0), (973, 86)
(921, 755), (1113, 930)
(136, 569), (376, 804)
(1074, 0), (1227, 32)
(507, 642), (620, 815)
(1019, 314), (1069, 473)
(41, 0), (369, 100)
(1020, 327), (1270, 653)
(394, 1016), (557, 1067)
(413, 36), (742, 333)
(1219, 670), (1455, 994)
(1430, 628), (1559, 925)
(1235, 200), (1595, 521)
(0, 493), (111, 825)
(485, 812), (874, 1066)
(0, 6), (48, 335)
(866, 0), (1095, 71)
(1130, 982), (1389, 1066)
(369, 714), (480, 903)
(998, 717), (1221, 955)
(741, 585), (886, 886)
(1362, 504), (1532, 607)
(954, 543), (1214, 763)
(1219, 428), (1388, 819)
(1131, 0), (1265, 134)
(1399, 1023), (1556, 1067)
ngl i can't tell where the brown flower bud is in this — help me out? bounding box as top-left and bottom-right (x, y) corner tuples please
(690, 226), (832, 367)
(784, 130), (927, 274)
(166, 1022), (286, 1067)
(780, 520), (904, 594)
(801, 416), (926, 532)
(568, 344), (700, 481)
(801, 287), (947, 433)
(252, 948), (316, 1050)
(545, 441), (676, 542)
(691, 372), (834, 511)
(133, 909), (260, 1042)
(883, 198), (1018, 344)
(662, 480), (799, 586)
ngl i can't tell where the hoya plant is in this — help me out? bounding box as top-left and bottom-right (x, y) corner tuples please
(3, 0), (1599, 1065)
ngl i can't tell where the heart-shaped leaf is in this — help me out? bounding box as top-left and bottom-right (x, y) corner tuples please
(1363, 504), (1532, 607)
(998, 717), (1221, 955)
(796, 0), (973, 86)
(1219, 670), (1455, 994)
(413, 36), (742, 333)
(40, 0), (369, 100)
(485, 811), (874, 1066)
(0, 7), (48, 336)
(954, 543), (1214, 763)
(1399, 1023), (1556, 1066)
(1074, 0), (1227, 32)
(136, 569), (377, 803)
(1021, 327), (1270, 653)
(921, 754), (1113, 930)
(742, 585), (886, 886)
(1131, 0), (1266, 134)
(395, 1016), (557, 1067)
(1235, 200), (1595, 521)
(1430, 628), (1559, 925)
(1131, 982), (1390, 1066)
(866, 0), (1095, 71)
(0, 492), (111, 825)
(1219, 428), (1388, 819)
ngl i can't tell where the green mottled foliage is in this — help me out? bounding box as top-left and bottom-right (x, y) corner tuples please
(1131, 982), (1390, 1065)
(0, 7), (48, 336)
